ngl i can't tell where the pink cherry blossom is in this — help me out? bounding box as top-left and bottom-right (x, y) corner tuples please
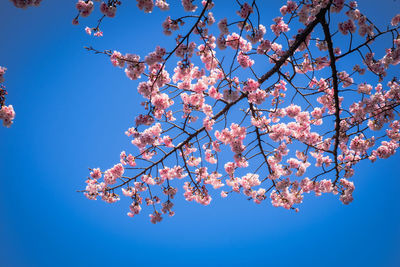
(76, 0), (400, 223)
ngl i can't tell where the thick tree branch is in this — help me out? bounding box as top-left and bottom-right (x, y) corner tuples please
(320, 14), (341, 184)
(258, 5), (330, 85)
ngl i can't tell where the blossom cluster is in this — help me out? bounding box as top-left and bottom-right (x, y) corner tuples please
(0, 105), (15, 128)
(80, 0), (400, 223)
(0, 66), (6, 84)
(0, 66), (15, 128)
(9, 0), (41, 9)
(73, 0), (122, 34)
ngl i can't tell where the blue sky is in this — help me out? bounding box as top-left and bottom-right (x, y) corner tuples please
(0, 1), (399, 266)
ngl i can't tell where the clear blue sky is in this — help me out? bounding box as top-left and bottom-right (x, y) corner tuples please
(0, 1), (399, 266)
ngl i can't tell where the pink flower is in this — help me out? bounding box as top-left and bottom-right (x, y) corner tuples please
(136, 0), (154, 13)
(142, 174), (156, 185)
(94, 31), (103, 37)
(100, 2), (117, 18)
(240, 173), (260, 190)
(280, 1), (297, 16)
(246, 25), (266, 44)
(339, 179), (355, 205)
(0, 66), (6, 82)
(127, 203), (141, 217)
(85, 26), (92, 35)
(218, 18), (229, 35)
(0, 105), (15, 127)
(226, 33), (252, 52)
(181, 0), (197, 12)
(338, 19), (356, 35)
(10, 0), (42, 9)
(257, 40), (271, 54)
(151, 93), (172, 118)
(208, 86), (222, 99)
(224, 162), (236, 177)
(125, 54), (145, 81)
(203, 117), (215, 131)
(155, 0), (169, 11)
(248, 89), (267, 105)
(187, 156), (201, 167)
(271, 17), (289, 36)
(76, 1), (94, 17)
(237, 2), (253, 19)
(223, 89), (239, 103)
(162, 16), (180, 35)
(103, 164), (125, 185)
(243, 79), (259, 92)
(145, 46), (166, 66)
(205, 149), (217, 164)
(391, 14), (400, 26)
(90, 168), (102, 179)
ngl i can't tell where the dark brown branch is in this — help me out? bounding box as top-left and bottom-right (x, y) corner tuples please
(320, 14), (341, 184)
(258, 5), (330, 85)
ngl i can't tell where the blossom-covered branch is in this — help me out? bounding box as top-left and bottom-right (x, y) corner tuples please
(0, 67), (16, 128)
(77, 0), (400, 223)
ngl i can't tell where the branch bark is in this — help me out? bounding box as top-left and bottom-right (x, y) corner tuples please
(320, 14), (341, 184)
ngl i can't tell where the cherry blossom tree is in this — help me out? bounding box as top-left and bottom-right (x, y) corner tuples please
(6, 0), (400, 224)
